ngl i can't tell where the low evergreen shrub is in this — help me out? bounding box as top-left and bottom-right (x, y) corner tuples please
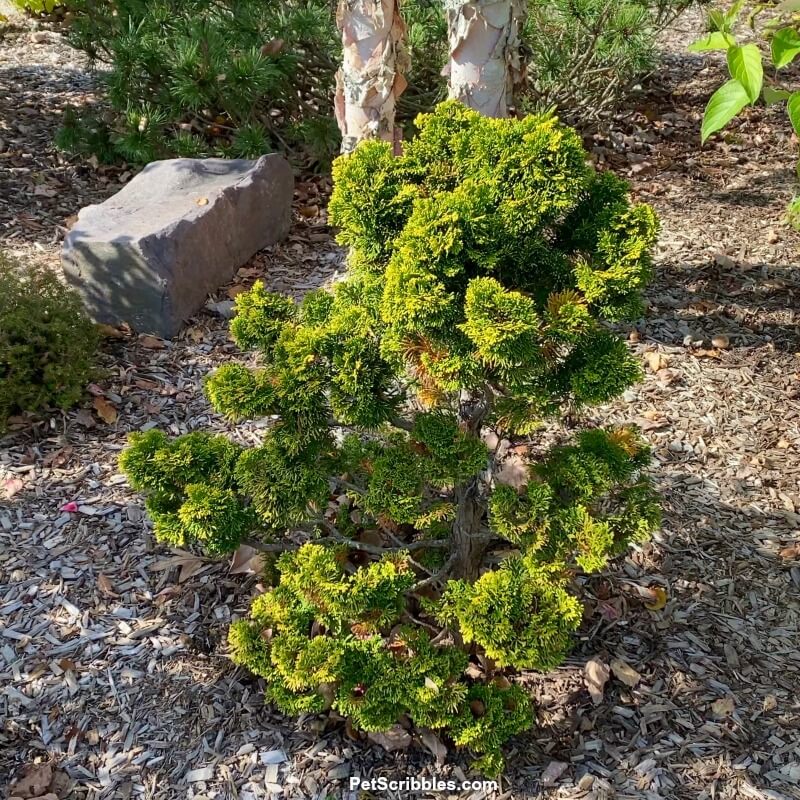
(58, 0), (341, 164)
(120, 102), (661, 773)
(0, 253), (98, 432)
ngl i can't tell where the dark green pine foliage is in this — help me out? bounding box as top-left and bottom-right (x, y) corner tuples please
(120, 102), (662, 774)
(59, 0), (341, 163)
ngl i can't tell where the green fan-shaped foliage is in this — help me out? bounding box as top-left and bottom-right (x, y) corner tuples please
(120, 103), (661, 774)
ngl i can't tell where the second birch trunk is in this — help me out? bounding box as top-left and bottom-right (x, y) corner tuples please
(443, 0), (526, 118)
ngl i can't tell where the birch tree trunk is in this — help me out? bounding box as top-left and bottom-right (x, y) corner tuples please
(443, 0), (526, 118)
(334, 0), (408, 153)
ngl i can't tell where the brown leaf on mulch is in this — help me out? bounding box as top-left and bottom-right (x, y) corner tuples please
(9, 764), (51, 797)
(92, 396), (118, 424)
(585, 657), (610, 705)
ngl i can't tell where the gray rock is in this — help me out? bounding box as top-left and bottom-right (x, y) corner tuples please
(63, 155), (292, 338)
(205, 299), (237, 319)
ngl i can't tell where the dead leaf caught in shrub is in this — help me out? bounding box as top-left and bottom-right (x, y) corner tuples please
(367, 725), (412, 751)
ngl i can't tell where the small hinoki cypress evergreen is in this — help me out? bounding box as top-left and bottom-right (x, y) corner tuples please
(121, 102), (661, 774)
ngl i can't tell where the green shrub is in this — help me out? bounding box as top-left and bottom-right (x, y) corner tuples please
(120, 102), (661, 774)
(0, 253), (98, 432)
(59, 0), (341, 164)
(11, 0), (74, 13)
(523, 0), (708, 120)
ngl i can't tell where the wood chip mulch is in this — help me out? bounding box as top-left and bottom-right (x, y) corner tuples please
(2, 9), (800, 800)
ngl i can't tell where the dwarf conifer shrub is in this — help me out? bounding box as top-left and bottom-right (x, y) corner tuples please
(120, 102), (661, 774)
(0, 253), (98, 432)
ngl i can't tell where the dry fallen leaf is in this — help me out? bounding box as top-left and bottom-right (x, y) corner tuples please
(611, 657), (641, 688)
(711, 696), (735, 717)
(714, 252), (735, 269)
(227, 284), (247, 299)
(10, 762), (53, 798)
(151, 551), (206, 583)
(779, 542), (800, 560)
(541, 760), (569, 787)
(92, 396), (118, 425)
(419, 730), (448, 765)
(585, 657), (610, 705)
(643, 586), (668, 611)
(73, 409), (96, 428)
(494, 451), (529, 490)
(645, 351), (667, 372)
(96, 323), (127, 339)
(184, 326), (206, 343)
(367, 725), (412, 751)
(711, 333), (730, 349)
(633, 414), (669, 431)
(261, 37), (284, 56)
(139, 335), (166, 349)
(43, 447), (73, 468)
(96, 574), (116, 596)
(2, 477), (24, 499)
(597, 599), (622, 621)
(230, 544), (265, 575)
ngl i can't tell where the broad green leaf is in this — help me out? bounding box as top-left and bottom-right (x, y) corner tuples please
(709, 9), (727, 32)
(727, 44), (763, 103)
(701, 79), (751, 143)
(777, 0), (800, 12)
(771, 27), (800, 68)
(688, 31), (735, 52)
(764, 86), (791, 104)
(787, 92), (800, 135)
(724, 0), (746, 25)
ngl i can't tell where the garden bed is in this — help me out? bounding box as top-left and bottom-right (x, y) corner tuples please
(1, 10), (799, 799)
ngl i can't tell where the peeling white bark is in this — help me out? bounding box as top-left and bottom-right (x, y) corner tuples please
(334, 0), (408, 153)
(443, 0), (526, 118)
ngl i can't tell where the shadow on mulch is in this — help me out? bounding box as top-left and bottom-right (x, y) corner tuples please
(643, 256), (800, 353)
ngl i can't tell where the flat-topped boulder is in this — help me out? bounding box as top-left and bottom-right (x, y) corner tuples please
(62, 154), (293, 338)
